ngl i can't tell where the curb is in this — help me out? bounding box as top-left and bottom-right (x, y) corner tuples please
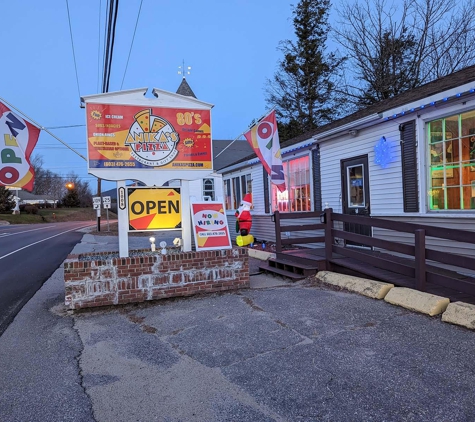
(384, 287), (450, 316)
(316, 272), (474, 330)
(247, 249), (276, 261)
(316, 271), (393, 299)
(441, 302), (475, 329)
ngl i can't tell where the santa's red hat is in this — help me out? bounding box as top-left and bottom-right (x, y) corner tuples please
(242, 193), (252, 207)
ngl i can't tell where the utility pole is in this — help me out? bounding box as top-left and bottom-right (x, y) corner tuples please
(96, 177), (101, 232)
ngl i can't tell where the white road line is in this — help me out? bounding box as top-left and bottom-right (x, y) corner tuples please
(0, 226), (53, 238)
(0, 224), (94, 260)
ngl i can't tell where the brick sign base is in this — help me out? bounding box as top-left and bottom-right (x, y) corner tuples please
(64, 248), (249, 310)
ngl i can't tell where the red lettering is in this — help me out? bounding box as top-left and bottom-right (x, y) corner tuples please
(0, 166), (20, 184)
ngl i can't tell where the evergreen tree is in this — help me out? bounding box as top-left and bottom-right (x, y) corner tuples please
(62, 188), (80, 208)
(0, 187), (15, 213)
(265, 0), (345, 141)
(357, 30), (418, 107)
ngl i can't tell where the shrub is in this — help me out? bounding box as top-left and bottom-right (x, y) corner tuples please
(24, 205), (39, 215)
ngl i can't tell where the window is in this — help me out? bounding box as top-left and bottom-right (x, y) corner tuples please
(272, 155), (311, 212)
(428, 110), (475, 210)
(203, 178), (215, 201)
(224, 173), (252, 210)
(347, 165), (365, 207)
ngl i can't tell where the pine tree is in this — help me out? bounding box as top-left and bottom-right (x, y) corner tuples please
(265, 0), (345, 141)
(0, 187), (15, 213)
(62, 188), (80, 208)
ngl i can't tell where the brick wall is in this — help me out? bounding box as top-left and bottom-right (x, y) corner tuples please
(64, 248), (249, 310)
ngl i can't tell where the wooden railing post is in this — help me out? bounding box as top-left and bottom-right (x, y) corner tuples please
(274, 211), (282, 253)
(324, 208), (333, 261)
(415, 229), (426, 291)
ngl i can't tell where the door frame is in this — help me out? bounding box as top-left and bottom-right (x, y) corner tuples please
(341, 155), (372, 246)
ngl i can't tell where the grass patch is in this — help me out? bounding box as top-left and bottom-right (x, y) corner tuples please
(0, 208), (117, 224)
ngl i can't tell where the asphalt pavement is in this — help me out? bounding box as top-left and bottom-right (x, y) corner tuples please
(1, 231), (475, 421)
(0, 221), (89, 336)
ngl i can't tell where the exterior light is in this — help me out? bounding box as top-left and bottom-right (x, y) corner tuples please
(65, 182), (74, 189)
(149, 236), (156, 251)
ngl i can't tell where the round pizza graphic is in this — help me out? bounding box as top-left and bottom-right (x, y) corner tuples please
(125, 108), (180, 167)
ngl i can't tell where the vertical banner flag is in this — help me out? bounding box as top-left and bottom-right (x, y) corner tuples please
(244, 110), (286, 192)
(0, 102), (40, 191)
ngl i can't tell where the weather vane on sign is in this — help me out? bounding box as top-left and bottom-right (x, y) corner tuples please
(178, 60), (191, 78)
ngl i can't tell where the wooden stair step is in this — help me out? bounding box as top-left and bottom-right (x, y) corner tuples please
(268, 257), (319, 270)
(258, 263), (307, 280)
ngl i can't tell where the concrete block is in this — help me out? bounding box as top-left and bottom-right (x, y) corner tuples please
(247, 248), (276, 261)
(316, 271), (394, 299)
(384, 287), (449, 316)
(442, 302), (475, 330)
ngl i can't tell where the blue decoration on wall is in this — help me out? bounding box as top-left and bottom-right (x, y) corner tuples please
(374, 136), (392, 168)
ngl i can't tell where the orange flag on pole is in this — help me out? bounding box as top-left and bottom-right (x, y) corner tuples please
(0, 101), (40, 192)
(244, 110), (286, 192)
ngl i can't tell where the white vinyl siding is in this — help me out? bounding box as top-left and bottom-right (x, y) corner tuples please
(320, 123), (404, 216)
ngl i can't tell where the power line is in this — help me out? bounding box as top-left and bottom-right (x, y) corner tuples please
(0, 96), (87, 161)
(44, 124), (85, 129)
(102, 0), (119, 93)
(120, 0), (143, 89)
(97, 0), (102, 93)
(65, 0), (81, 102)
(101, 0), (110, 93)
(36, 147), (87, 150)
(37, 142), (86, 146)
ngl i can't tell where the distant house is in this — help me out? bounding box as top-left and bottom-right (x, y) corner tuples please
(14, 190), (58, 207)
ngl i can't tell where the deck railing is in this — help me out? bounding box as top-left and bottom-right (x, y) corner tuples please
(272, 210), (325, 253)
(273, 209), (475, 295)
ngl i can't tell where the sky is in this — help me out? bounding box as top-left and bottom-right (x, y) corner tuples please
(0, 0), (299, 193)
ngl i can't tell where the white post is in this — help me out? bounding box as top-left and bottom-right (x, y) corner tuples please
(117, 180), (129, 257)
(181, 180), (192, 252)
(12, 189), (20, 215)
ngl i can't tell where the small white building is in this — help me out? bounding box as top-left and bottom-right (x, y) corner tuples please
(219, 65), (475, 255)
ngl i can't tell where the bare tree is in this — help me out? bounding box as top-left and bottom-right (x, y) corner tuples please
(65, 172), (92, 208)
(31, 154), (66, 204)
(333, 0), (475, 107)
(32, 155), (92, 207)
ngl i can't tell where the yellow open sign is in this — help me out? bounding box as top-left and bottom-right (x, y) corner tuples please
(127, 187), (181, 230)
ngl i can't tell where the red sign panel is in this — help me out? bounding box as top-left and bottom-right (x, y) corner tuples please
(85, 104), (212, 170)
(191, 202), (232, 250)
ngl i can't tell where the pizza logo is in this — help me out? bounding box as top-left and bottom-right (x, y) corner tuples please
(125, 108), (179, 167)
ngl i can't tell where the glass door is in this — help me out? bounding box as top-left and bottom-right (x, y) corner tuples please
(341, 155), (371, 246)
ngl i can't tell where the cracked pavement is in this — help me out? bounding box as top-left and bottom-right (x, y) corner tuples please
(2, 261), (475, 422)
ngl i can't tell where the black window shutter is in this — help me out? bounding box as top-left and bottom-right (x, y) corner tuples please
(263, 166), (270, 213)
(312, 147), (322, 211)
(400, 120), (419, 212)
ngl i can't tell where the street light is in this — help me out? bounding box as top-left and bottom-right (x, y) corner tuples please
(65, 182), (74, 190)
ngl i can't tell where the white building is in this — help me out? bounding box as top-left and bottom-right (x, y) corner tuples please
(220, 65), (475, 256)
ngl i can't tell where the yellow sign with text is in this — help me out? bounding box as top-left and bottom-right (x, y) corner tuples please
(128, 187), (181, 231)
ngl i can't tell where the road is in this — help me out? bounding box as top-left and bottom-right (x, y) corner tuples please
(0, 221), (94, 336)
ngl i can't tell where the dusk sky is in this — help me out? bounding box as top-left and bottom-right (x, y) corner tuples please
(1, 0), (300, 192)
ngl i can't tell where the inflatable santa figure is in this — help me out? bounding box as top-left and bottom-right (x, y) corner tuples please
(235, 193), (254, 247)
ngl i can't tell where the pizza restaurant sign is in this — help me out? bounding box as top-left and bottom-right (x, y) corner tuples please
(85, 104), (212, 171)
